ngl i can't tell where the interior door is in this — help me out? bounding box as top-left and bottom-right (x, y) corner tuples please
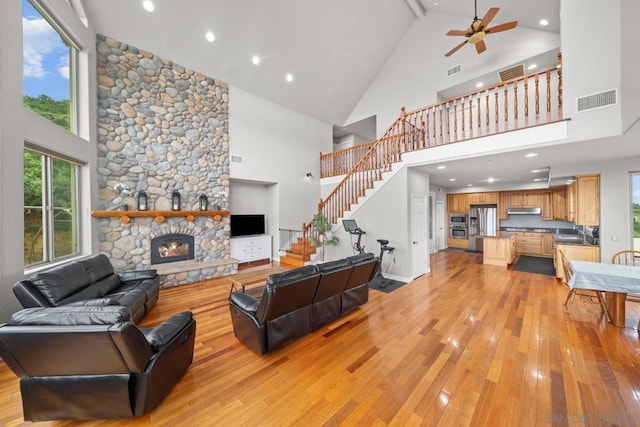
(411, 195), (428, 278)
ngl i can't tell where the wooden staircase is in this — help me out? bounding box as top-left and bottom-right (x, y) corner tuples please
(279, 236), (316, 267)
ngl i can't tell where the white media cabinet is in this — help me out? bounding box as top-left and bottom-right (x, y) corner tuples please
(230, 234), (272, 264)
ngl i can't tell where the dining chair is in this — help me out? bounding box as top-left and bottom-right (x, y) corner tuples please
(561, 250), (610, 321)
(611, 250), (640, 328)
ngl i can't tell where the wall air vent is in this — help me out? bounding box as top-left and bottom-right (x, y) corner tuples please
(447, 65), (461, 76)
(230, 154), (243, 163)
(498, 64), (524, 82)
(576, 89), (617, 112)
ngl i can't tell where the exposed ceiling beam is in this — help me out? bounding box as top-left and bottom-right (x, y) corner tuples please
(404, 0), (425, 18)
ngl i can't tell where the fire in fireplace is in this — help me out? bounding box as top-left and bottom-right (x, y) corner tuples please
(151, 233), (195, 264)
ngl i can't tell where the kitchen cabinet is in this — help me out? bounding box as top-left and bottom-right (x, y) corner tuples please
(447, 193), (468, 213)
(540, 190), (553, 220)
(507, 190), (541, 209)
(498, 191), (509, 220)
(447, 237), (468, 249)
(515, 232), (543, 256)
(541, 233), (554, 257)
(483, 234), (516, 267)
(575, 174), (600, 226)
(468, 192), (498, 205)
(566, 182), (576, 222)
(552, 186), (567, 220)
(555, 244), (600, 280)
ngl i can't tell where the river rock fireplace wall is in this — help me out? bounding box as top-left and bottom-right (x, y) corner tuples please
(94, 35), (234, 286)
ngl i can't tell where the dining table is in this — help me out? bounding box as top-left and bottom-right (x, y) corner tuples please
(568, 260), (640, 327)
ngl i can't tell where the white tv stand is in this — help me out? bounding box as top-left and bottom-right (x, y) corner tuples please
(230, 234), (272, 264)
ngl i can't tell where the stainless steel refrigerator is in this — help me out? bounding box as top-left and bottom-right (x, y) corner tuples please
(468, 205), (498, 252)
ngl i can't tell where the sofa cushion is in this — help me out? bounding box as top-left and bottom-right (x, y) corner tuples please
(346, 252), (375, 264)
(266, 265), (318, 285)
(93, 274), (123, 296)
(107, 290), (146, 316)
(29, 261), (92, 306)
(79, 254), (115, 283)
(117, 278), (159, 300)
(316, 258), (350, 273)
(10, 306), (131, 326)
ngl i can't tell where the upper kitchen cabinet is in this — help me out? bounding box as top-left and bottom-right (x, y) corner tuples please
(552, 187), (567, 220)
(498, 192), (509, 220)
(575, 174), (600, 226)
(540, 190), (553, 220)
(567, 182), (576, 222)
(509, 191), (540, 208)
(447, 193), (468, 213)
(468, 192), (498, 205)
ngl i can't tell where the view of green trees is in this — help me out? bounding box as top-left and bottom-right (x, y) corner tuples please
(23, 95), (75, 265)
(634, 203), (640, 237)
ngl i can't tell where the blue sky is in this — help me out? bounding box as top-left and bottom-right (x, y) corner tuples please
(22, 0), (70, 100)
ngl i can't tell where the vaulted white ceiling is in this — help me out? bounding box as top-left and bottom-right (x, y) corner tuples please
(80, 0), (560, 127)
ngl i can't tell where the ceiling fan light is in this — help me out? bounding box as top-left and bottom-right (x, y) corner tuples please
(468, 31), (485, 44)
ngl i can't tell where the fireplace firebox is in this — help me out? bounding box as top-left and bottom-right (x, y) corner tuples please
(151, 233), (195, 264)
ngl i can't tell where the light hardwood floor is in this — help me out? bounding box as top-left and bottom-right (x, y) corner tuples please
(1, 252), (639, 426)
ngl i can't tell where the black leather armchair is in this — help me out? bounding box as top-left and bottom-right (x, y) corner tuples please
(342, 253), (378, 314)
(0, 305), (195, 421)
(229, 265), (321, 355)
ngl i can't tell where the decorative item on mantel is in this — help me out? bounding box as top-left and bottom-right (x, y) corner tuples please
(198, 193), (208, 211)
(171, 190), (181, 211)
(211, 190), (226, 210)
(137, 190), (148, 211)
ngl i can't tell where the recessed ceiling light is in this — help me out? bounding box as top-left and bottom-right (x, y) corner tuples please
(467, 184), (473, 187)
(533, 178), (546, 182)
(527, 64), (537, 71)
(531, 169), (543, 173)
(142, 0), (154, 12)
(205, 31), (215, 42)
(251, 55), (260, 65)
(449, 178), (456, 182)
(475, 82), (484, 88)
(539, 19), (549, 26)
(437, 165), (446, 170)
(525, 153), (538, 158)
(433, 2), (439, 8)
(285, 73), (294, 82)
(487, 177), (495, 183)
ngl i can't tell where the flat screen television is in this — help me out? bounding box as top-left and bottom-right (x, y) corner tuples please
(230, 214), (266, 237)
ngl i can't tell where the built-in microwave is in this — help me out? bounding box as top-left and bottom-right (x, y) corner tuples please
(449, 226), (468, 239)
(449, 213), (467, 224)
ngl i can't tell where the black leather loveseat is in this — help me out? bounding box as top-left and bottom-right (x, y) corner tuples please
(0, 305), (196, 421)
(13, 254), (159, 322)
(229, 252), (379, 354)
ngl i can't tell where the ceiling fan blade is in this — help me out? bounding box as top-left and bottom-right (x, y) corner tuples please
(445, 40), (468, 57)
(485, 21), (518, 34)
(446, 29), (468, 36)
(475, 40), (487, 54)
(479, 7), (499, 30)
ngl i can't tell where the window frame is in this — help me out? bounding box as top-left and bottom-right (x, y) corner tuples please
(24, 147), (81, 268)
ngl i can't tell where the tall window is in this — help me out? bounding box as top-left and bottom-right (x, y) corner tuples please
(22, 0), (77, 132)
(632, 173), (640, 251)
(24, 149), (79, 266)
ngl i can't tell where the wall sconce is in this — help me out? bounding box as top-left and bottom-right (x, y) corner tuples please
(137, 190), (148, 211)
(171, 190), (181, 211)
(306, 172), (314, 179)
(198, 193), (209, 211)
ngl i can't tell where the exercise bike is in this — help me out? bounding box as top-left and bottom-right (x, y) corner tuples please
(374, 239), (395, 288)
(342, 219), (366, 255)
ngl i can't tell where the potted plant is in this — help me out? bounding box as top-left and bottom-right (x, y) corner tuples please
(310, 213), (339, 261)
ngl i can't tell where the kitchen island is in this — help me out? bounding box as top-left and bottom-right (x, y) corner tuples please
(483, 232), (516, 267)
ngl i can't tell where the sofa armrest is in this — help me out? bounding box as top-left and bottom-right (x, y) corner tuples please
(66, 297), (121, 307)
(143, 311), (193, 350)
(119, 269), (158, 283)
(12, 280), (53, 308)
(229, 292), (259, 313)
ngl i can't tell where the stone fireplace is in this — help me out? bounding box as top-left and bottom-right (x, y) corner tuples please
(94, 35), (235, 287)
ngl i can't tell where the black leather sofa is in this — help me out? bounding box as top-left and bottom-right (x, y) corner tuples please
(13, 254), (160, 322)
(0, 305), (196, 421)
(229, 252), (378, 354)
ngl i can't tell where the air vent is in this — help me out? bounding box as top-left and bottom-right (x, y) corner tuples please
(230, 155), (243, 163)
(498, 64), (524, 82)
(448, 65), (461, 76)
(576, 89), (617, 112)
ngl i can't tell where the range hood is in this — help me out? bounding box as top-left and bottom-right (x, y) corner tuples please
(507, 207), (541, 215)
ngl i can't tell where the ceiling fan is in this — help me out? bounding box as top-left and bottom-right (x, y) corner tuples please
(444, 0), (518, 57)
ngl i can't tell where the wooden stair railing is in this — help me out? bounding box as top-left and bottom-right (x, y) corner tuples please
(299, 54), (563, 263)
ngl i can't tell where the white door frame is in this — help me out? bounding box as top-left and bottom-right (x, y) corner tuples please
(410, 194), (428, 278)
(436, 200), (446, 251)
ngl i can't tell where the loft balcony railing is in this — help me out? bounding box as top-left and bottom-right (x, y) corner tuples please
(300, 55), (563, 261)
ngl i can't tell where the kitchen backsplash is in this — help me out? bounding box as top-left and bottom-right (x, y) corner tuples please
(500, 215), (576, 230)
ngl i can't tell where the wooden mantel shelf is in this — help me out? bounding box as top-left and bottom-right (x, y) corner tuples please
(91, 210), (230, 224)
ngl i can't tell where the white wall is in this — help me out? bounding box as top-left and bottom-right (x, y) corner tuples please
(345, 11), (560, 137)
(0, 0), (97, 322)
(620, 0), (640, 132)
(228, 86), (333, 250)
